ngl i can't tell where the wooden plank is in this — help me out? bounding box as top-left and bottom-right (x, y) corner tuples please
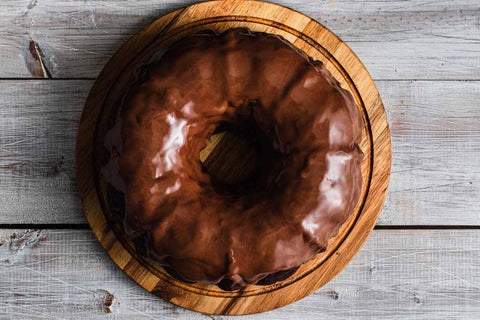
(0, 80), (479, 225)
(378, 80), (480, 225)
(0, 0), (479, 79)
(0, 80), (88, 224)
(0, 229), (478, 319)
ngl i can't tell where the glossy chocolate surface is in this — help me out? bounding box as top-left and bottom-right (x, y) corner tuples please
(102, 28), (364, 288)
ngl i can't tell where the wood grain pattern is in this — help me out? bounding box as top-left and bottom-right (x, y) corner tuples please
(0, 0), (479, 79)
(75, 0), (390, 314)
(0, 229), (479, 319)
(0, 80), (87, 224)
(1, 80), (478, 225)
(378, 81), (480, 226)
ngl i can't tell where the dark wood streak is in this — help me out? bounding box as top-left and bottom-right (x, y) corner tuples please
(26, 38), (52, 78)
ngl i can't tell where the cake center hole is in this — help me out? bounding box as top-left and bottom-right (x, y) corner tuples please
(199, 130), (258, 186)
(199, 114), (285, 195)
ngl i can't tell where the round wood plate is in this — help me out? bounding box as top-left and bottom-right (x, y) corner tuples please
(76, 0), (391, 315)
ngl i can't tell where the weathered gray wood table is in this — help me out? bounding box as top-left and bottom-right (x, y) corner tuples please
(0, 0), (479, 319)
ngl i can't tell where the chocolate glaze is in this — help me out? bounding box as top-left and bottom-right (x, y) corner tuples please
(102, 28), (364, 289)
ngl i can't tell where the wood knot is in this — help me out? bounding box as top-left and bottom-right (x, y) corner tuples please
(94, 289), (117, 313)
(326, 290), (339, 300)
(413, 293), (421, 305)
(25, 36), (52, 78)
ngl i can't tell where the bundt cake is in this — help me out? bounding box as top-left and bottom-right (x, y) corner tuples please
(102, 28), (364, 289)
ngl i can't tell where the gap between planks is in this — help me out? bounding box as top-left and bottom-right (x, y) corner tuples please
(0, 224), (479, 230)
(1, 78), (480, 82)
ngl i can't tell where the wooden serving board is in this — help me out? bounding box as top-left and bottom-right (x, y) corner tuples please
(76, 0), (391, 315)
